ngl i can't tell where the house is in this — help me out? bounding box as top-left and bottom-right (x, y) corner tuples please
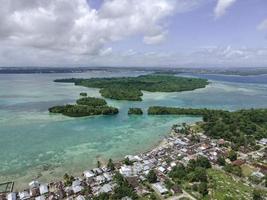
(157, 166), (167, 174)
(99, 184), (112, 193)
(72, 185), (84, 194)
(174, 139), (187, 146)
(218, 139), (225, 145)
(125, 155), (137, 162)
(35, 196), (45, 200)
(83, 170), (95, 179)
(259, 138), (267, 145)
(92, 168), (103, 175)
(170, 162), (176, 168)
(232, 159), (246, 166)
(18, 191), (30, 200)
(151, 182), (168, 195)
(121, 197), (132, 200)
(120, 165), (134, 177)
(132, 163), (143, 174)
(95, 175), (106, 184)
(101, 167), (110, 173)
(103, 173), (112, 182)
(29, 181), (40, 189)
(64, 187), (74, 197)
(39, 184), (49, 195)
(0, 193), (6, 200)
(72, 180), (81, 187)
(55, 189), (66, 199)
(30, 187), (40, 197)
(7, 193), (16, 200)
(251, 171), (265, 180)
(76, 195), (86, 200)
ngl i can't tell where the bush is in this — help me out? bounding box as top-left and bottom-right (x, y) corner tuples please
(128, 108), (143, 115)
(147, 170), (157, 183)
(80, 92), (87, 97)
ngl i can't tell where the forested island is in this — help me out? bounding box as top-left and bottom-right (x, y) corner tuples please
(49, 97), (118, 117)
(128, 108), (143, 115)
(148, 106), (267, 147)
(55, 74), (209, 101)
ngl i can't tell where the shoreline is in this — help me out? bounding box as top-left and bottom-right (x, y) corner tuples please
(5, 121), (198, 192)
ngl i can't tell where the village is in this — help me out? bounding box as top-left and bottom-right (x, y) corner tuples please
(0, 123), (266, 200)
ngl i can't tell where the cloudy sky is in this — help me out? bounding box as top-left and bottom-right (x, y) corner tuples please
(0, 0), (267, 67)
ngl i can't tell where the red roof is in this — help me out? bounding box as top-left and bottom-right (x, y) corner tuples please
(232, 159), (246, 166)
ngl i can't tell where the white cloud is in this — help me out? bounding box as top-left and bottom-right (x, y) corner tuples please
(143, 32), (167, 45)
(258, 19), (267, 31)
(0, 0), (210, 66)
(0, 0), (176, 58)
(214, 0), (237, 19)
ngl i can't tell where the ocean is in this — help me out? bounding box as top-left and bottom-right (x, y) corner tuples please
(1, 69), (267, 189)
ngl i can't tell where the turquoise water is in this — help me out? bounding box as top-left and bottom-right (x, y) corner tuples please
(1, 70), (267, 189)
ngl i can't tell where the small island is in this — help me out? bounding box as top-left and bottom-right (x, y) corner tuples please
(49, 97), (119, 117)
(79, 92), (87, 97)
(148, 106), (267, 148)
(55, 74), (209, 101)
(128, 108), (143, 115)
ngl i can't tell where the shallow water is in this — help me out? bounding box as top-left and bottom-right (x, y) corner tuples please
(1, 70), (267, 189)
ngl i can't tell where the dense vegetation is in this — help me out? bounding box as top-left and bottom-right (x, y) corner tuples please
(169, 156), (211, 197)
(128, 108), (143, 115)
(49, 97), (118, 117)
(148, 106), (267, 147)
(80, 92), (87, 97)
(100, 87), (143, 101)
(55, 74), (209, 101)
(76, 97), (107, 107)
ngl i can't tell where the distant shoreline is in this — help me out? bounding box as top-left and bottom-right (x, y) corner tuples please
(1, 66), (267, 76)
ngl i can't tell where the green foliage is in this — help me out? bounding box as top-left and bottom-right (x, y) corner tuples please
(93, 193), (110, 200)
(76, 97), (107, 107)
(81, 186), (92, 196)
(55, 74), (208, 101)
(97, 160), (101, 168)
(224, 164), (242, 177)
(124, 157), (134, 166)
(113, 172), (125, 186)
(107, 158), (115, 170)
(187, 156), (211, 170)
(149, 193), (158, 200)
(49, 96), (118, 117)
(148, 107), (267, 146)
(128, 108), (143, 115)
(253, 189), (264, 200)
(148, 106), (211, 115)
(227, 150), (237, 161)
(164, 179), (174, 190)
(49, 104), (118, 117)
(100, 87), (142, 101)
(198, 182), (208, 196)
(63, 173), (74, 186)
(147, 170), (157, 183)
(169, 164), (187, 180)
(111, 172), (138, 200)
(187, 167), (208, 182)
(195, 156), (211, 169)
(80, 92), (87, 97)
(217, 156), (226, 166)
(111, 184), (138, 200)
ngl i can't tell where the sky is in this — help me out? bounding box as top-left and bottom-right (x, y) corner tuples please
(0, 0), (267, 68)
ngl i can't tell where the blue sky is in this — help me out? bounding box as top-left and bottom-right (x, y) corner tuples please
(0, 0), (267, 67)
